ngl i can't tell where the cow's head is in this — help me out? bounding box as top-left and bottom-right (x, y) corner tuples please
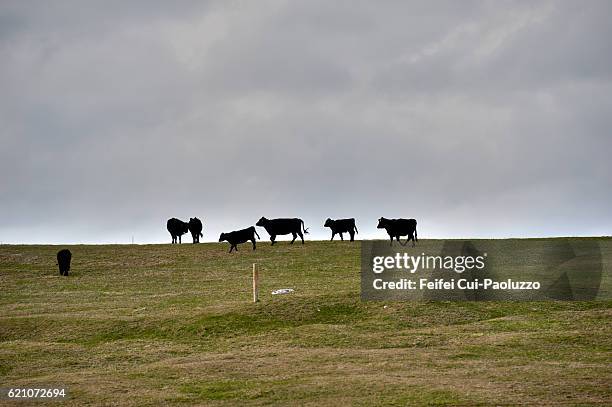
(255, 217), (268, 227)
(218, 233), (227, 242)
(377, 217), (389, 229)
(324, 218), (333, 227)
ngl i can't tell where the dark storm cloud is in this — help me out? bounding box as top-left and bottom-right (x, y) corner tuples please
(0, 0), (610, 244)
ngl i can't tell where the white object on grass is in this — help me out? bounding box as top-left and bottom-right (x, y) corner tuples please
(271, 288), (294, 295)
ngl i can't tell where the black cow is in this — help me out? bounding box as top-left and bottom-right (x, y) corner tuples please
(57, 249), (72, 276)
(188, 217), (203, 243)
(324, 218), (358, 241)
(219, 226), (260, 253)
(255, 217), (309, 245)
(377, 217), (418, 247)
(167, 218), (189, 244)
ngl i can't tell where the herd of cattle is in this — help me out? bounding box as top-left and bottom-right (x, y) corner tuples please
(168, 216), (418, 252)
(55, 217), (417, 275)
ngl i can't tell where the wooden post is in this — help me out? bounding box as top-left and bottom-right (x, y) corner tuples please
(252, 263), (259, 303)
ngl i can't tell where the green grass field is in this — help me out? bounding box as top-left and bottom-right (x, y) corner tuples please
(1, 239), (611, 406)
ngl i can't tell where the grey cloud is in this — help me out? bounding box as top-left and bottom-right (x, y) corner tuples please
(0, 0), (610, 244)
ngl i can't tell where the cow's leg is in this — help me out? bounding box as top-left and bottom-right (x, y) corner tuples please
(229, 245), (234, 253)
(251, 239), (256, 250)
(389, 235), (394, 246)
(298, 231), (304, 244)
(330, 232), (335, 241)
(270, 235), (276, 245)
(397, 236), (408, 246)
(179, 235), (182, 244)
(290, 232), (297, 244)
(349, 231), (355, 242)
(340, 233), (344, 241)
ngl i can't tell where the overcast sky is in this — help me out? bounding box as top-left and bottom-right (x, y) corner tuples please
(1, 0), (611, 244)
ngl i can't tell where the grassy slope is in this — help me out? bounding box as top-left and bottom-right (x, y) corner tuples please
(0, 239), (610, 406)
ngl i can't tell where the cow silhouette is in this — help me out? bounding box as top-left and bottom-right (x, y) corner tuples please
(377, 217), (418, 247)
(219, 226), (260, 253)
(188, 217), (203, 243)
(256, 217), (309, 245)
(324, 218), (358, 241)
(57, 249), (72, 276)
(167, 218), (189, 244)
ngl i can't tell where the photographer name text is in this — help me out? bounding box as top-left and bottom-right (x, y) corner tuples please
(373, 278), (541, 291)
(370, 253), (542, 291)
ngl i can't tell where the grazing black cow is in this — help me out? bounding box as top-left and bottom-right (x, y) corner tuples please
(377, 217), (418, 247)
(167, 218), (189, 244)
(188, 217), (203, 243)
(57, 249), (72, 276)
(324, 218), (358, 242)
(219, 226), (260, 253)
(255, 217), (309, 245)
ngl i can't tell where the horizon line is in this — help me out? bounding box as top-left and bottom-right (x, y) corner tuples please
(2, 235), (611, 246)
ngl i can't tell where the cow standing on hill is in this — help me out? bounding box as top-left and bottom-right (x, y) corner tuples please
(324, 218), (358, 241)
(188, 217), (203, 243)
(167, 218), (189, 244)
(57, 249), (72, 276)
(255, 217), (309, 245)
(219, 226), (260, 253)
(377, 217), (418, 247)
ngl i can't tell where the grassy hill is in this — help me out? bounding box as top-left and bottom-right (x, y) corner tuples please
(1, 239), (611, 406)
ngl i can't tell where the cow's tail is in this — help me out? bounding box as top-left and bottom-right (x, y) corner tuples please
(415, 224), (418, 242)
(301, 219), (309, 234)
(354, 223), (359, 234)
(254, 228), (260, 240)
(199, 232), (203, 237)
